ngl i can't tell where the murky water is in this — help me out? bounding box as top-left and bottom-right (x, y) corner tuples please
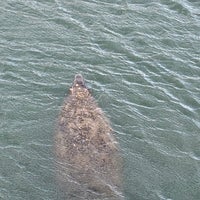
(1, 0), (200, 199)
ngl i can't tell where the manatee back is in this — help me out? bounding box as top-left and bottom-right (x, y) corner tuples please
(54, 74), (123, 200)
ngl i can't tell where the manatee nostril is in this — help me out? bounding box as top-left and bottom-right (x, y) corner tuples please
(74, 74), (85, 86)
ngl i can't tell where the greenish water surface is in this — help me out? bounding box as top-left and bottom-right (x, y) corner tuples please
(0, 0), (200, 200)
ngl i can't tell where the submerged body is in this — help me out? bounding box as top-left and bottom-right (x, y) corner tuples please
(54, 74), (123, 199)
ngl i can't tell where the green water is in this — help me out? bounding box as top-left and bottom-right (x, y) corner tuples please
(0, 0), (200, 200)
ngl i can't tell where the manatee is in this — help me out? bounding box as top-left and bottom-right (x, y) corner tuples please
(54, 74), (123, 200)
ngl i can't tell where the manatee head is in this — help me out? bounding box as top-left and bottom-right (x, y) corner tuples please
(73, 74), (85, 87)
(69, 74), (90, 99)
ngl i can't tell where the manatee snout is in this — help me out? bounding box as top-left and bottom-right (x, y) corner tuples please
(73, 74), (85, 87)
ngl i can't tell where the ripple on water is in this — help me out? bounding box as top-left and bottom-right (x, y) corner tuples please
(1, 0), (200, 199)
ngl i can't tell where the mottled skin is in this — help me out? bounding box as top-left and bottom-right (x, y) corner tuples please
(54, 74), (123, 200)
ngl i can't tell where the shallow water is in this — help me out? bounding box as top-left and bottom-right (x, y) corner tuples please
(0, 0), (200, 200)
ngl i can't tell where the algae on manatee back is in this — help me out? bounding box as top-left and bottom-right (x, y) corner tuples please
(54, 74), (123, 199)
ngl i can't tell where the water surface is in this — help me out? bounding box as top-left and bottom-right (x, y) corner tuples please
(0, 0), (200, 199)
